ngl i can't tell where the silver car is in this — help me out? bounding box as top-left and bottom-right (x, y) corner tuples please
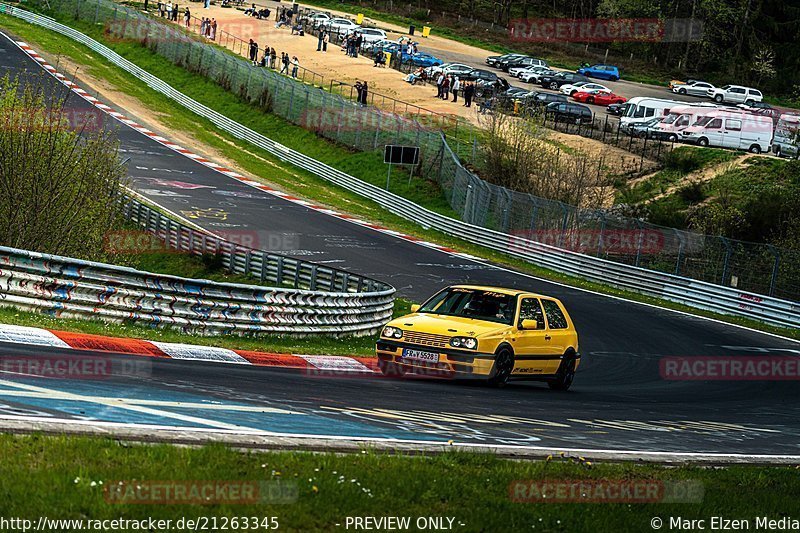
(672, 80), (715, 97)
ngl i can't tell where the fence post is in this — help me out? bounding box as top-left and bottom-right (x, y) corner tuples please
(768, 245), (780, 297)
(720, 237), (733, 286)
(634, 220), (644, 267)
(674, 229), (684, 275)
(596, 212), (606, 257)
(463, 184), (473, 223)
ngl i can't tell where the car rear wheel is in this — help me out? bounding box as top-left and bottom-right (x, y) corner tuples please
(668, 134), (678, 142)
(488, 348), (514, 388)
(549, 82), (559, 90)
(714, 95), (723, 103)
(587, 96), (595, 104)
(610, 76), (619, 81)
(678, 88), (687, 94)
(549, 355), (577, 391)
(749, 144), (762, 154)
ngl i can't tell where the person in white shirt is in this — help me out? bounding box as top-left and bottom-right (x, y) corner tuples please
(451, 76), (461, 102)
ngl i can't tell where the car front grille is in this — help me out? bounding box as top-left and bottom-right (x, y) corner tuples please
(402, 331), (451, 348)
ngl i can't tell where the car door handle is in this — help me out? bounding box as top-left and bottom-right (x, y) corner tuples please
(544, 335), (552, 341)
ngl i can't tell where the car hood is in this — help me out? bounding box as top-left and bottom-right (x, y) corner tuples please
(389, 313), (508, 338)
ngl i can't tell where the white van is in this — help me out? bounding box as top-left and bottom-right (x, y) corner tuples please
(620, 97), (683, 132)
(680, 109), (773, 153)
(653, 103), (720, 142)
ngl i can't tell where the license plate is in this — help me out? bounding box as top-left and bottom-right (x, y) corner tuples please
(402, 348), (439, 363)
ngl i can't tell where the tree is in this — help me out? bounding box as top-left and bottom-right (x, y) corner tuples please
(0, 75), (126, 259)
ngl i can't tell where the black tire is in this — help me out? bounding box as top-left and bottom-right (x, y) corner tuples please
(745, 99), (754, 105)
(678, 88), (687, 94)
(549, 82), (559, 90)
(610, 76), (619, 82)
(775, 146), (782, 157)
(698, 137), (709, 147)
(488, 348), (514, 388)
(587, 96), (595, 104)
(749, 144), (762, 154)
(714, 94), (723, 103)
(668, 134), (678, 142)
(638, 130), (647, 139)
(549, 354), (577, 391)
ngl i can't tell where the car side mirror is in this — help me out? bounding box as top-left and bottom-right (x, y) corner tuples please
(410, 304), (420, 313)
(520, 319), (538, 330)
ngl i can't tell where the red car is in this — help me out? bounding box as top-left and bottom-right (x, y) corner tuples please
(572, 90), (627, 106)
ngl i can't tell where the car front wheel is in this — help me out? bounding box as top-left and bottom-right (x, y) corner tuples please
(698, 137), (709, 147)
(488, 348), (514, 388)
(714, 95), (723, 103)
(749, 144), (762, 154)
(549, 82), (559, 90)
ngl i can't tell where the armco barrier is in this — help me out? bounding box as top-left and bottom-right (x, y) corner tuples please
(3, 5), (798, 330)
(0, 197), (395, 337)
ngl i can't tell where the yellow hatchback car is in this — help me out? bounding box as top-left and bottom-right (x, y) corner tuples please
(376, 285), (580, 389)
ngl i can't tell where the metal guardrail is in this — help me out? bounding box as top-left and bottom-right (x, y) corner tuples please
(5, 4), (798, 330)
(0, 196), (394, 337)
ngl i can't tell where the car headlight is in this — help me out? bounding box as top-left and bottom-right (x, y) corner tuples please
(450, 336), (478, 350)
(382, 326), (403, 339)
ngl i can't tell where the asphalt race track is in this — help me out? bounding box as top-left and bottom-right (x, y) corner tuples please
(1, 32), (799, 455)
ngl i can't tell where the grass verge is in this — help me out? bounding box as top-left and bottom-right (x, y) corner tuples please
(2, 434), (799, 532)
(0, 14), (798, 342)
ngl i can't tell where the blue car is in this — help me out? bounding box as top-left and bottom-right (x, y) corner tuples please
(401, 52), (442, 67)
(576, 64), (620, 81)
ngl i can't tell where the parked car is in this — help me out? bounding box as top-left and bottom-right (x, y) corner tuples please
(572, 90), (627, 106)
(523, 92), (568, 111)
(503, 56), (548, 72)
(576, 64), (621, 81)
(706, 85), (763, 104)
(486, 53), (525, 68)
(545, 102), (594, 124)
(772, 114), (800, 158)
(672, 80), (716, 97)
(669, 78), (703, 89)
(560, 82), (610, 96)
(540, 72), (589, 90)
(519, 67), (554, 84)
(401, 52), (442, 67)
(462, 68), (499, 84)
(627, 117), (664, 139)
(302, 12), (331, 28)
(356, 27), (388, 45)
(606, 103), (624, 116)
(321, 18), (359, 35)
(681, 109), (773, 153)
(426, 63), (474, 77)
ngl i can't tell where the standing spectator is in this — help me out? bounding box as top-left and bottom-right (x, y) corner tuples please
(260, 48), (268, 67)
(144, 0), (149, 11)
(463, 82), (475, 107)
(270, 47), (277, 68)
(183, 7), (190, 28)
(441, 75), (450, 100)
(280, 52), (290, 74)
(317, 28), (325, 51)
(200, 17), (207, 36)
(355, 81), (363, 105)
(203, 0), (209, 9)
(322, 30), (328, 52)
(436, 72), (444, 98)
(354, 32), (363, 58)
(172, 4), (178, 22)
(248, 39), (258, 64)
(158, 1), (165, 17)
(451, 76), (460, 103)
(210, 18), (217, 40)
(360, 81), (369, 106)
(165, 2), (172, 21)
(291, 56), (299, 78)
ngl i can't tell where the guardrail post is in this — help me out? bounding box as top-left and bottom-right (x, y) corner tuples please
(275, 256), (283, 285)
(310, 265), (318, 291)
(244, 250), (252, 274)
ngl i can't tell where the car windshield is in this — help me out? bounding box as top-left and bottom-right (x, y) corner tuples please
(418, 288), (516, 325)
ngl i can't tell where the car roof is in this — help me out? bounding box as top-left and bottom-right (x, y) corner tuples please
(449, 285), (554, 298)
